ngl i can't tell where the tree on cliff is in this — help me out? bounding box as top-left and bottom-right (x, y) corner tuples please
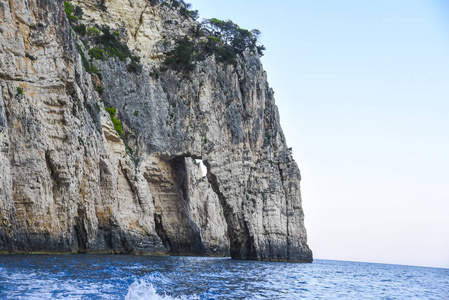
(163, 14), (265, 72)
(203, 18), (263, 55)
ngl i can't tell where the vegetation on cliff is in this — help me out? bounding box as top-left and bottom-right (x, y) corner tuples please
(105, 106), (123, 135)
(65, 0), (263, 75)
(163, 18), (265, 72)
(65, 1), (141, 74)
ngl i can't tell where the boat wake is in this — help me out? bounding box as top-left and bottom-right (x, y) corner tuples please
(125, 276), (198, 300)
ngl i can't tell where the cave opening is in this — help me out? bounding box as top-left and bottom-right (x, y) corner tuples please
(202, 159), (257, 260)
(143, 154), (237, 257)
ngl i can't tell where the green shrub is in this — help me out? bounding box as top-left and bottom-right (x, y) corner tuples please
(127, 57), (142, 73)
(83, 26), (142, 73)
(125, 144), (134, 155)
(111, 117), (122, 135)
(171, 0), (181, 9)
(16, 87), (23, 95)
(74, 6), (83, 19)
(189, 24), (206, 39)
(90, 64), (101, 76)
(231, 27), (254, 53)
(95, 26), (131, 61)
(73, 24), (86, 35)
(180, 5), (198, 19)
(200, 36), (220, 53)
(216, 45), (237, 65)
(105, 106), (122, 135)
(64, 2), (73, 15)
(88, 47), (107, 60)
(193, 51), (206, 62)
(163, 37), (195, 72)
(105, 106), (117, 118)
(76, 44), (91, 72)
(87, 26), (101, 37)
(76, 44), (103, 78)
(133, 110), (139, 116)
(64, 1), (78, 22)
(256, 45), (266, 56)
(188, 10), (199, 19)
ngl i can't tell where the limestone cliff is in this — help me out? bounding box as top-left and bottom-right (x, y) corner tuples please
(0, 0), (312, 262)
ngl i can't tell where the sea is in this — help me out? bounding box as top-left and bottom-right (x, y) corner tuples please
(0, 255), (447, 299)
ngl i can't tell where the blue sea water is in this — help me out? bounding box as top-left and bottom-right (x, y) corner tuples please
(0, 255), (447, 299)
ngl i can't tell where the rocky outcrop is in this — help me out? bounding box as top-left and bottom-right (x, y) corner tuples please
(0, 0), (312, 262)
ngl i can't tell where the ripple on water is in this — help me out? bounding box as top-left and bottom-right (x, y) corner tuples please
(0, 256), (447, 299)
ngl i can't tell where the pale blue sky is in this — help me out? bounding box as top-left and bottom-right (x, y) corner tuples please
(188, 0), (449, 268)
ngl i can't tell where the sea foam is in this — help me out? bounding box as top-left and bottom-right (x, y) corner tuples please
(125, 276), (198, 300)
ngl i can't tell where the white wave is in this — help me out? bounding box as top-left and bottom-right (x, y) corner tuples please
(125, 279), (173, 300)
(125, 277), (198, 300)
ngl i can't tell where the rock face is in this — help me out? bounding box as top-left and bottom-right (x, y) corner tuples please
(0, 0), (312, 262)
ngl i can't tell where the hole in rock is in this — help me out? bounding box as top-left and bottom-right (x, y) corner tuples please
(192, 158), (207, 177)
(144, 155), (230, 256)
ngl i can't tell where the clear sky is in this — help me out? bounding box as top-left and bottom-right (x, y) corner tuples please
(188, 0), (449, 269)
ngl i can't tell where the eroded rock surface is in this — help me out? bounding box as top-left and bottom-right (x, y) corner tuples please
(0, 0), (312, 262)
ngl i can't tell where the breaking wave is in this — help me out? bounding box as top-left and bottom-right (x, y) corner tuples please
(125, 278), (173, 300)
(125, 276), (197, 300)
